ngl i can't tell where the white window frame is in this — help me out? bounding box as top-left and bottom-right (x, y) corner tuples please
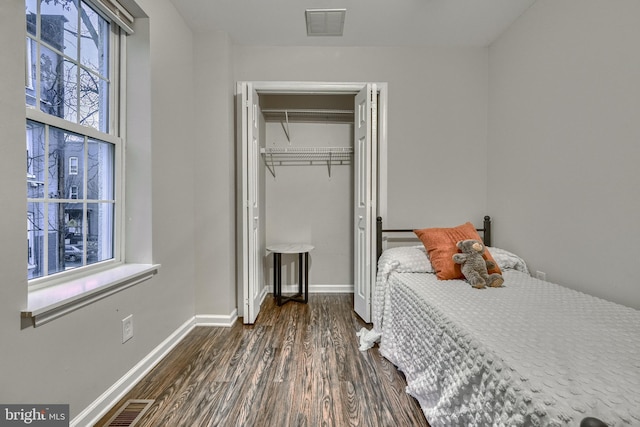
(21, 1), (162, 330)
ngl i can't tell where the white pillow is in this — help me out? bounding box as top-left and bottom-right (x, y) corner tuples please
(380, 245), (528, 274)
(382, 245), (434, 273)
(487, 246), (529, 273)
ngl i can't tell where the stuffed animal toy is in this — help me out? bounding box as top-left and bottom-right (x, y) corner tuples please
(452, 239), (504, 289)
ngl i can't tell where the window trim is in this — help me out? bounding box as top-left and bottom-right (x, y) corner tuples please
(26, 108), (121, 146)
(22, 263), (159, 327)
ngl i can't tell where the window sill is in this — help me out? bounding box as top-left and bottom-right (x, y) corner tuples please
(21, 263), (160, 328)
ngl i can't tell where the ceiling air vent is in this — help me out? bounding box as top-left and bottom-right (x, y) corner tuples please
(305, 9), (346, 37)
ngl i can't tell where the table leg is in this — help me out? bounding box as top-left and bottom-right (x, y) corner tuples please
(272, 250), (309, 306)
(304, 251), (309, 303)
(274, 252), (282, 306)
(298, 252), (303, 297)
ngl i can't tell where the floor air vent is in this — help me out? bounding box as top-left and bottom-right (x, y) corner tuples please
(105, 399), (155, 427)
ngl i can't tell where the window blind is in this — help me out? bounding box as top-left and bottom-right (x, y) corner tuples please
(86, 0), (135, 34)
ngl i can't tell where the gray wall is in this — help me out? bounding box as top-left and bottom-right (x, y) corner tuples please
(193, 30), (237, 316)
(488, 0), (640, 308)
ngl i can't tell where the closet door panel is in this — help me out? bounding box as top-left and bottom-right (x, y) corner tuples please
(353, 84), (376, 323)
(239, 82), (263, 324)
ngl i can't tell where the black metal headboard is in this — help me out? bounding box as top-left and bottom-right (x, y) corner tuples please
(376, 215), (492, 260)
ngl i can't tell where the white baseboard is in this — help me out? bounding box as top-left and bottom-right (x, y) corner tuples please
(310, 283), (353, 293)
(72, 309), (238, 426)
(195, 308), (238, 327)
(274, 283), (354, 294)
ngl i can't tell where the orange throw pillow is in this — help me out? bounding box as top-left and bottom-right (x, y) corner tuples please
(414, 222), (501, 280)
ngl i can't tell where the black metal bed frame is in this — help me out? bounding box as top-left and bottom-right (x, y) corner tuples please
(376, 215), (492, 260)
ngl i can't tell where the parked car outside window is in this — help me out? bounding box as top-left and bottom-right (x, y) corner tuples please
(64, 245), (83, 262)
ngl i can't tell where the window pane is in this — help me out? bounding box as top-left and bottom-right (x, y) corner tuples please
(81, 2), (109, 77)
(40, 0), (79, 61)
(25, 0), (37, 36)
(63, 61), (79, 124)
(88, 202), (114, 264)
(79, 69), (109, 132)
(49, 128), (84, 200)
(47, 202), (67, 275)
(87, 139), (114, 200)
(47, 201), (97, 274)
(39, 44), (66, 117)
(66, 155), (84, 200)
(64, 201), (85, 267)
(27, 202), (45, 280)
(26, 120), (46, 199)
(26, 38), (37, 107)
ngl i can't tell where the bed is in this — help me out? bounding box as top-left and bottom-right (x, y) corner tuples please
(359, 217), (640, 427)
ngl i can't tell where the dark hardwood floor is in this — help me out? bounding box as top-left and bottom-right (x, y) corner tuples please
(95, 294), (429, 427)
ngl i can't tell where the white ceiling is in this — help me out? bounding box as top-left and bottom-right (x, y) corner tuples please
(167, 0), (537, 47)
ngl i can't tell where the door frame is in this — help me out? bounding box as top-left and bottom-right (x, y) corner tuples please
(236, 81), (388, 322)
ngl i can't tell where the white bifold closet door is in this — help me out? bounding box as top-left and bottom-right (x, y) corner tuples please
(353, 84), (377, 323)
(238, 82), (263, 324)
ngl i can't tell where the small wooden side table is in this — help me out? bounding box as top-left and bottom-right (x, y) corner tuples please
(267, 243), (314, 306)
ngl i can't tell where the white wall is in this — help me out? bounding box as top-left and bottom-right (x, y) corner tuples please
(233, 46), (490, 230)
(488, 0), (640, 308)
(0, 0), (198, 418)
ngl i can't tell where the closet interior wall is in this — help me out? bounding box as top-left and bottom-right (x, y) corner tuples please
(261, 94), (355, 291)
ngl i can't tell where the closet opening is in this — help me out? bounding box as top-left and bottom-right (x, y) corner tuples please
(261, 93), (355, 301)
(237, 82), (387, 324)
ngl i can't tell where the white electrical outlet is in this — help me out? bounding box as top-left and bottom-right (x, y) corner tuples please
(535, 271), (546, 281)
(122, 314), (134, 343)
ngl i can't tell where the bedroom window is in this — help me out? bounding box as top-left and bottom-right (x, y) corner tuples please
(25, 0), (125, 282)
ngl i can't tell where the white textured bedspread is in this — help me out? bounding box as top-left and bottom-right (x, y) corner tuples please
(376, 269), (640, 426)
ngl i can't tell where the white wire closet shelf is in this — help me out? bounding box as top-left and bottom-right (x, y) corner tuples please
(262, 108), (354, 142)
(262, 108), (354, 123)
(260, 146), (353, 178)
